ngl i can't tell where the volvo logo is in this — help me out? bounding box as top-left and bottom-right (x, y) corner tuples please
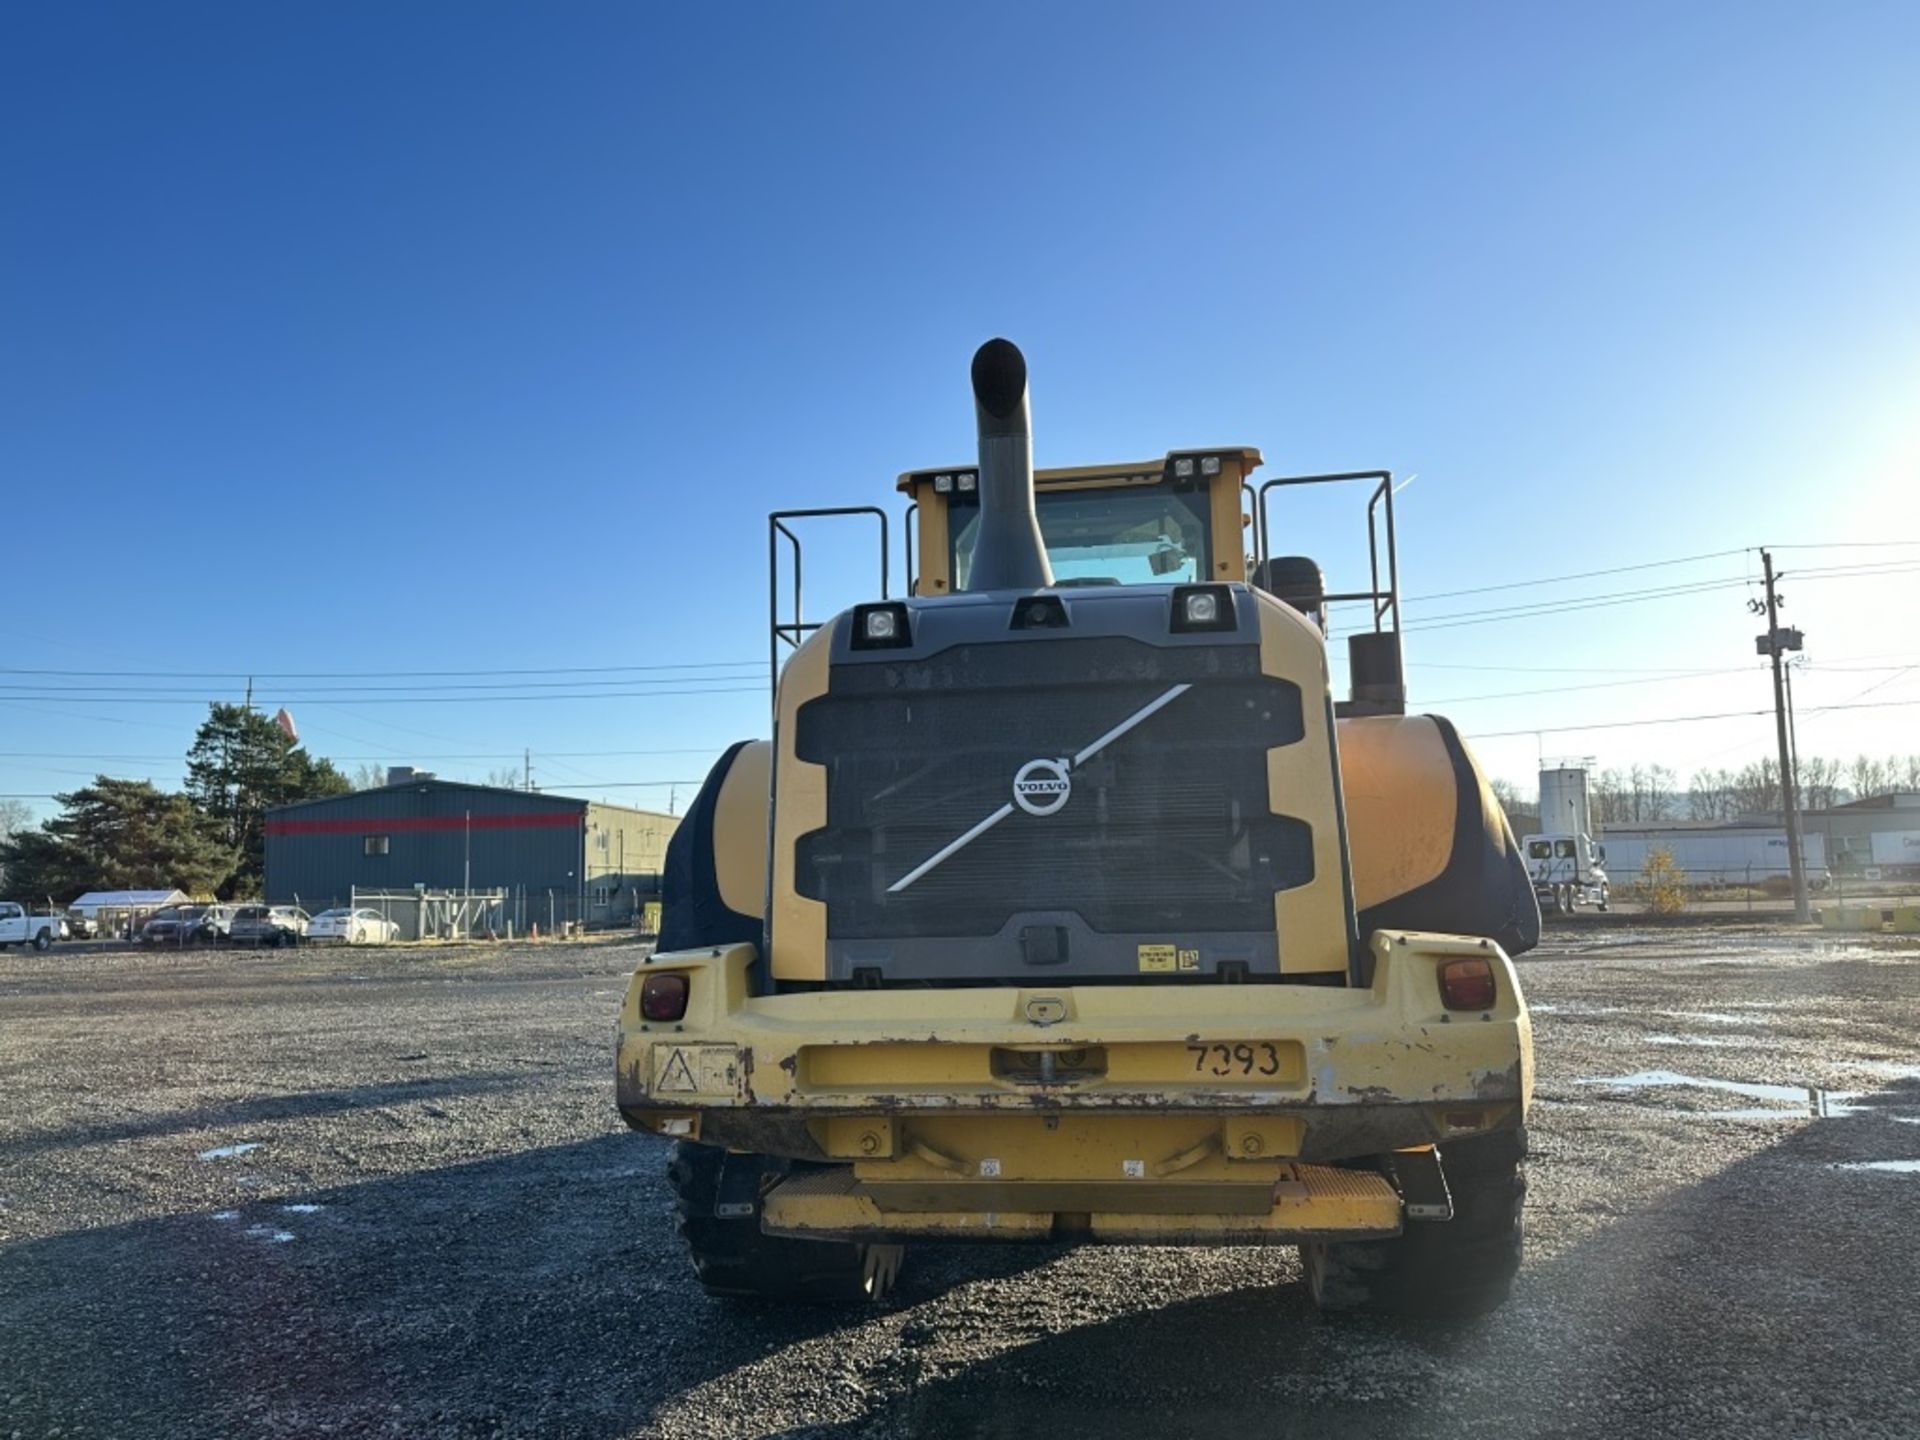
(1012, 757), (1072, 817)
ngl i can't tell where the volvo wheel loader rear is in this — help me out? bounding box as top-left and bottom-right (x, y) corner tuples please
(618, 339), (1539, 1318)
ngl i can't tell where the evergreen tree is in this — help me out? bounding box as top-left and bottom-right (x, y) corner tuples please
(0, 778), (233, 901)
(184, 704), (351, 897)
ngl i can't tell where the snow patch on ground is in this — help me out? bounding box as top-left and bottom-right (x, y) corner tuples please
(1644, 1034), (1766, 1050)
(244, 1224), (296, 1243)
(1579, 1070), (1812, 1104)
(1831, 1160), (1920, 1175)
(196, 1142), (262, 1160)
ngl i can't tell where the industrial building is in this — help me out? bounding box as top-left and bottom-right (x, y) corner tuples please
(264, 768), (678, 930)
(1573, 792), (1920, 886)
(1806, 791), (1920, 878)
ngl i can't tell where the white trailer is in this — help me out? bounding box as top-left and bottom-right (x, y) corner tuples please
(1868, 830), (1920, 872)
(1601, 828), (1828, 888)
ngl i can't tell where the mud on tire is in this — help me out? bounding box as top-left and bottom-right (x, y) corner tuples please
(667, 1142), (903, 1304)
(1303, 1127), (1526, 1320)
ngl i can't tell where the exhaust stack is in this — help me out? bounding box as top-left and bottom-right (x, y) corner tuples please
(963, 338), (1054, 593)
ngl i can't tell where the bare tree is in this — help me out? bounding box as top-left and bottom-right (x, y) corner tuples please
(1798, 754), (1843, 812)
(1590, 769), (1627, 825)
(1688, 768), (1737, 820)
(1489, 777), (1538, 833)
(1849, 754), (1891, 801)
(351, 763), (389, 790)
(1728, 757), (1779, 817)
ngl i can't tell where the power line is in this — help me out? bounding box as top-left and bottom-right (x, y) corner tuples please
(1417, 666), (1754, 706)
(0, 745), (724, 761)
(1463, 696), (1920, 741)
(0, 684), (768, 706)
(1335, 560), (1920, 638)
(1415, 660), (1920, 706)
(1405, 548), (1748, 604)
(0, 660), (767, 680)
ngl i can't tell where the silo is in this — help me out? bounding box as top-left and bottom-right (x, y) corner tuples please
(1538, 767), (1594, 837)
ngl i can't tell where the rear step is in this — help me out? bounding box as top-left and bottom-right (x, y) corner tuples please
(761, 1163), (1403, 1246)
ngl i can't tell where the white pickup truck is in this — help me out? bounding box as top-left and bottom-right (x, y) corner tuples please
(0, 901), (65, 950)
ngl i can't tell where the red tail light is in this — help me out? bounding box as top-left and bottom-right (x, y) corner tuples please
(640, 972), (690, 1022)
(1438, 957), (1496, 1012)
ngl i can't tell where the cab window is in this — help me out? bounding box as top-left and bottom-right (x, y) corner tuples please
(1554, 840), (1577, 859)
(1527, 841), (1551, 860)
(950, 480), (1211, 589)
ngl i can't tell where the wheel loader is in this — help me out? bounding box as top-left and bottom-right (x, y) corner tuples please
(617, 339), (1539, 1318)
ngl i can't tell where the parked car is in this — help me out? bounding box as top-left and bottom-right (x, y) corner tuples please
(64, 910), (99, 939)
(141, 904), (224, 945)
(307, 907), (401, 944)
(0, 901), (62, 950)
(200, 904), (241, 942)
(135, 905), (189, 944)
(229, 904), (310, 947)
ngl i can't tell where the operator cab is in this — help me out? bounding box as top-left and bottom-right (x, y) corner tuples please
(892, 450), (1405, 717)
(898, 450), (1260, 596)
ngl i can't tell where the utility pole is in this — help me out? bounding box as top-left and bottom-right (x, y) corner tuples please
(1758, 549), (1810, 922)
(524, 747), (533, 793)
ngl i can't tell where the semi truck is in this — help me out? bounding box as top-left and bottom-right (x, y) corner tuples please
(1523, 766), (1610, 912)
(617, 340), (1540, 1319)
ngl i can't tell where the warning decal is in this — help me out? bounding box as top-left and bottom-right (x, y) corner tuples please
(655, 1048), (698, 1094)
(1137, 944), (1176, 973)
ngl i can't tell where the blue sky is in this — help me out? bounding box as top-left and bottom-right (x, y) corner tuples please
(3, 2), (1917, 818)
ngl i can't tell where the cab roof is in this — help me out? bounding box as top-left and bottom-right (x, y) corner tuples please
(895, 447), (1263, 494)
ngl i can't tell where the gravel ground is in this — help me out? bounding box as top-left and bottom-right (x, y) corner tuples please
(3, 927), (1918, 1439)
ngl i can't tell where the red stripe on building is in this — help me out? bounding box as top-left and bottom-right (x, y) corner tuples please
(266, 812), (582, 837)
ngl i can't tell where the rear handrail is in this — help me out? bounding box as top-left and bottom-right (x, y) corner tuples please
(768, 507), (892, 704)
(1253, 470), (1399, 636)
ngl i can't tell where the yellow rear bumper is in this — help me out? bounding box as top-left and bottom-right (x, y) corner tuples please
(616, 929), (1531, 1174)
(759, 1161), (1406, 1245)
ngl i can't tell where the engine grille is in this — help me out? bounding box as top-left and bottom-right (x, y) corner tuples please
(794, 638), (1312, 940)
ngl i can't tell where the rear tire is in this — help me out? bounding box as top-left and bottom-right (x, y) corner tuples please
(1303, 1128), (1526, 1320)
(667, 1142), (902, 1303)
(31, 930), (52, 952)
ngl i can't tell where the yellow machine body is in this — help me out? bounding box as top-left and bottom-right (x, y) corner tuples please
(622, 443), (1535, 1247)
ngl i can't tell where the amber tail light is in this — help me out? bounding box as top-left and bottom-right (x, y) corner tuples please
(641, 972), (690, 1022)
(1438, 957), (1496, 1011)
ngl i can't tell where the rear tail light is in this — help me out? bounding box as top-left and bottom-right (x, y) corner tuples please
(640, 972), (690, 1022)
(1438, 957), (1496, 1011)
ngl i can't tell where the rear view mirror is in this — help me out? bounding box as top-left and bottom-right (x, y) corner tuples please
(1148, 544), (1185, 576)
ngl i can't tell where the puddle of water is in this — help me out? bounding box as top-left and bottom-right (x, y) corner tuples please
(1843, 1061), (1920, 1080)
(1654, 1010), (1762, 1027)
(1705, 1108), (1807, 1121)
(1832, 1160), (1920, 1175)
(196, 1142), (263, 1161)
(243, 1224), (295, 1243)
(1645, 1034), (1765, 1050)
(1530, 1002), (1623, 1017)
(1579, 1070), (1812, 1105)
